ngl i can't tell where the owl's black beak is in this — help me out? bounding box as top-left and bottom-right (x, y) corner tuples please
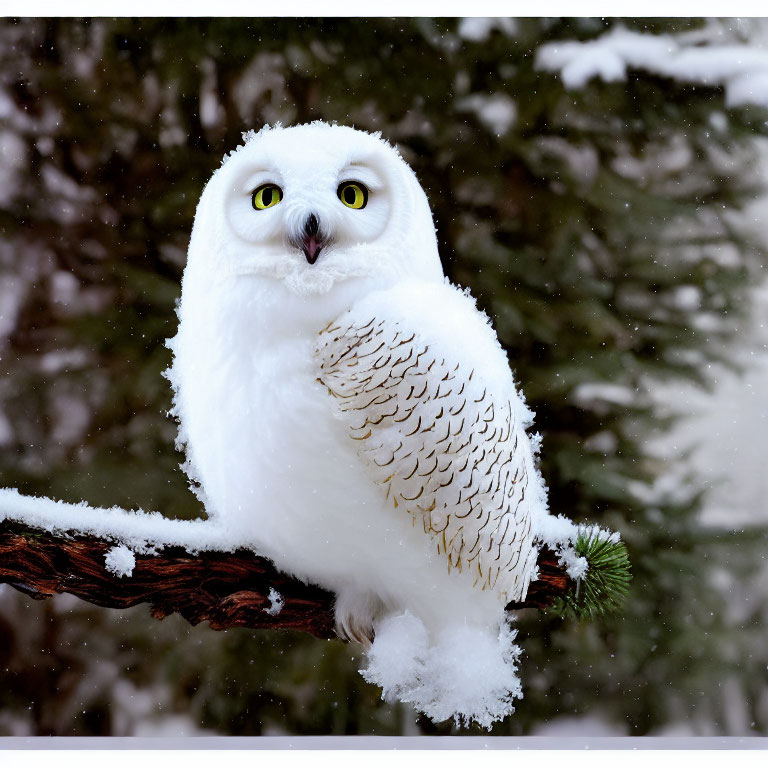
(301, 213), (323, 265)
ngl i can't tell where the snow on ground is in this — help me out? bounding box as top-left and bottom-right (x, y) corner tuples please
(530, 712), (627, 736)
(112, 678), (215, 737)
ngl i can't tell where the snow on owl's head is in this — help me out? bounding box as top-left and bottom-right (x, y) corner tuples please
(186, 122), (443, 297)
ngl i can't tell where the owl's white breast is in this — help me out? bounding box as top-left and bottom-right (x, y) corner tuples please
(170, 272), (479, 620)
(171, 274), (363, 539)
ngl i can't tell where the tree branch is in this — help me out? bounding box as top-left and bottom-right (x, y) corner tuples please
(0, 519), (571, 640)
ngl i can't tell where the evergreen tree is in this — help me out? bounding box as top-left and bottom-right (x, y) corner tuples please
(0, 17), (766, 735)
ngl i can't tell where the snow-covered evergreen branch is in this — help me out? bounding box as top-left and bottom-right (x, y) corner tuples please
(0, 489), (585, 638)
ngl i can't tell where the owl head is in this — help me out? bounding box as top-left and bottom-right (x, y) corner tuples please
(185, 122), (443, 296)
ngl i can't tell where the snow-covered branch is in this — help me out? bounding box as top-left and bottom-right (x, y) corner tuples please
(0, 503), (338, 638)
(536, 25), (768, 109)
(0, 489), (573, 639)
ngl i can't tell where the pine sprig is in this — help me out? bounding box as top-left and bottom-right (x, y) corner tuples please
(550, 526), (632, 620)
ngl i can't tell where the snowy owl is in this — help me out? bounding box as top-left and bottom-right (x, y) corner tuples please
(167, 122), (554, 728)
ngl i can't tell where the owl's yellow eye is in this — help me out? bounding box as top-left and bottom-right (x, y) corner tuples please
(252, 184), (283, 210)
(337, 182), (368, 209)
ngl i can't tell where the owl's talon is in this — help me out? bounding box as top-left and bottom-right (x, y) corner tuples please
(334, 590), (381, 648)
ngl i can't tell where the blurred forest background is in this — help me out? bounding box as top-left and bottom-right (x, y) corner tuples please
(0, 16), (767, 737)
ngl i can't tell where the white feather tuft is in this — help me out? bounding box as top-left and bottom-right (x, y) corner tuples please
(362, 612), (523, 730)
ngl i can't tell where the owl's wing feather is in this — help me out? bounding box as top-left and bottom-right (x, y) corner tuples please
(314, 281), (544, 603)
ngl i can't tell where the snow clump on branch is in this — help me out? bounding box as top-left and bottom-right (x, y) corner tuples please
(536, 25), (768, 109)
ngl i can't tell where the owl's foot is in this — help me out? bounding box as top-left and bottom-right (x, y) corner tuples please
(334, 590), (383, 647)
(361, 613), (522, 729)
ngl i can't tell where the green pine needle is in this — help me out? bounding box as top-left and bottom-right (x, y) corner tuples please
(550, 526), (632, 620)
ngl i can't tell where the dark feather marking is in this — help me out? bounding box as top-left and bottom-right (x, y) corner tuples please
(404, 415), (422, 437)
(403, 459), (420, 481)
(401, 485), (425, 501)
(418, 456), (439, 476)
(356, 341), (387, 360)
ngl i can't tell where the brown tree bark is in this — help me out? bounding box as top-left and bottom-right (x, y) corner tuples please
(0, 519), (570, 640)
